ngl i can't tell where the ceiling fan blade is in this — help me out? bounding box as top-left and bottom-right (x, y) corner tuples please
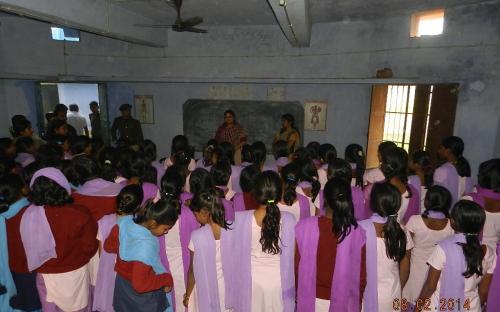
(134, 24), (173, 28)
(180, 16), (203, 27)
(184, 26), (208, 33)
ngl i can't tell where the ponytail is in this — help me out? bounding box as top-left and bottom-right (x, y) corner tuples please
(455, 156), (471, 178)
(134, 197), (179, 226)
(260, 200), (281, 254)
(371, 182), (407, 262)
(450, 200), (485, 278)
(319, 143), (337, 165)
(324, 178), (357, 243)
(281, 163), (299, 206)
(300, 162), (320, 202)
(99, 147), (118, 182)
(251, 141), (267, 168)
(254, 171), (283, 255)
(382, 216), (407, 262)
(422, 185), (451, 218)
(344, 143), (366, 188)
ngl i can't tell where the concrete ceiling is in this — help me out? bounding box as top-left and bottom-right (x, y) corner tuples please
(112, 0), (489, 25)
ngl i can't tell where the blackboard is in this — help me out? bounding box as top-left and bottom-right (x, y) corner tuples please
(183, 99), (304, 152)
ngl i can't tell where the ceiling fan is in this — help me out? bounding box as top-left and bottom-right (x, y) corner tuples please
(135, 0), (207, 33)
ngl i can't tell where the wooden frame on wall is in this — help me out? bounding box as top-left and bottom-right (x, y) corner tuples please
(134, 95), (154, 124)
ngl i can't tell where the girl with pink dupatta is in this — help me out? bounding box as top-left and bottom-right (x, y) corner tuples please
(183, 189), (232, 311)
(316, 159), (367, 221)
(359, 182), (413, 312)
(464, 159), (500, 311)
(433, 136), (473, 206)
(296, 177), (367, 311)
(364, 147), (420, 226)
(416, 201), (496, 312)
(164, 135), (196, 172)
(227, 171), (296, 312)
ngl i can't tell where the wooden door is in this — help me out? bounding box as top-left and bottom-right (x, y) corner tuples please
(366, 85), (388, 169)
(425, 84), (459, 163)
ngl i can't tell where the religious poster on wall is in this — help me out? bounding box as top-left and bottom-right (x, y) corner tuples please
(304, 100), (327, 131)
(134, 95), (154, 124)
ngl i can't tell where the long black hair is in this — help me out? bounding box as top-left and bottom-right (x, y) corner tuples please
(171, 135), (189, 157)
(239, 165), (260, 193)
(450, 200), (486, 278)
(117, 184), (144, 215)
(441, 136), (471, 177)
(120, 151), (146, 181)
(280, 163), (300, 206)
(210, 159), (231, 187)
(422, 185), (451, 218)
(273, 140), (290, 160)
(319, 143), (337, 166)
(189, 168), (214, 195)
(478, 159), (500, 192)
(345, 144), (365, 187)
(216, 142), (235, 165)
(96, 147), (117, 182)
(241, 144), (253, 164)
(370, 182), (407, 262)
(160, 167), (185, 201)
(299, 162), (321, 202)
(72, 155), (100, 185)
(381, 147), (413, 200)
(254, 171), (282, 255)
(0, 174), (25, 213)
(190, 188), (231, 230)
(141, 139), (157, 163)
(410, 150), (433, 187)
(327, 158), (352, 183)
(133, 197), (179, 227)
(324, 177), (357, 243)
(306, 141), (320, 163)
(251, 141), (267, 168)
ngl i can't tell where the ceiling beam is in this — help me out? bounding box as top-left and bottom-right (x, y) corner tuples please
(267, 0), (311, 47)
(0, 0), (168, 47)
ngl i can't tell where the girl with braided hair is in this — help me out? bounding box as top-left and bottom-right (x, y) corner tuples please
(228, 171), (296, 311)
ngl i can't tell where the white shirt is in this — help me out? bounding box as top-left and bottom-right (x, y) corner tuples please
(67, 112), (88, 135)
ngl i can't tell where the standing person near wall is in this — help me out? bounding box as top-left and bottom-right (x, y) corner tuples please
(67, 104), (89, 137)
(111, 104), (144, 148)
(214, 110), (247, 165)
(274, 113), (300, 153)
(47, 104), (77, 139)
(89, 101), (102, 140)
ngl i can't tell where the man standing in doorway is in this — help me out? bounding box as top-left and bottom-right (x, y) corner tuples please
(89, 101), (101, 140)
(111, 104), (143, 147)
(67, 104), (89, 136)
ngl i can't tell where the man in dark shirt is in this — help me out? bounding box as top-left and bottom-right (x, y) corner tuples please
(89, 101), (102, 140)
(110, 104), (143, 146)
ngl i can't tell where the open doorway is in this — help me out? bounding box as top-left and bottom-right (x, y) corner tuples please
(36, 82), (110, 143)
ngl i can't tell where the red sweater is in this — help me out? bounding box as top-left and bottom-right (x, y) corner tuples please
(243, 192), (259, 210)
(6, 205), (30, 273)
(36, 204), (99, 274)
(104, 225), (173, 293)
(72, 193), (117, 222)
(296, 217), (367, 300)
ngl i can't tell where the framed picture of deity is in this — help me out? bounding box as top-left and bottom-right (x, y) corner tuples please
(304, 100), (327, 131)
(134, 95), (154, 124)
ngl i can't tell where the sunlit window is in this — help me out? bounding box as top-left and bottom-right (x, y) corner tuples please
(382, 85), (416, 151)
(410, 9), (444, 37)
(51, 26), (80, 42)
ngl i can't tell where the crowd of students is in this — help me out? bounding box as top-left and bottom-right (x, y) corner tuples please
(0, 113), (499, 312)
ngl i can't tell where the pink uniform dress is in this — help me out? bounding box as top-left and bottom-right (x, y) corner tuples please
(277, 201), (301, 224)
(426, 243), (497, 311)
(317, 164), (328, 190)
(402, 215), (454, 303)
